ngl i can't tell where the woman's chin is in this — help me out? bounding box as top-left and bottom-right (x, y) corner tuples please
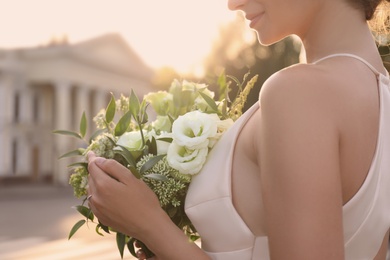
(256, 31), (290, 46)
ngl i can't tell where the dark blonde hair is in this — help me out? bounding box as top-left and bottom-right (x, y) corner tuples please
(347, 0), (388, 19)
(352, 0), (390, 43)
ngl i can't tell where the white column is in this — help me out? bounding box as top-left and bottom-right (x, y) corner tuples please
(19, 87), (33, 123)
(53, 80), (73, 185)
(16, 86), (33, 176)
(39, 87), (54, 175)
(0, 75), (13, 176)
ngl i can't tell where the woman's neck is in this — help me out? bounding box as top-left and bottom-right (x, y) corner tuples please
(300, 1), (378, 64)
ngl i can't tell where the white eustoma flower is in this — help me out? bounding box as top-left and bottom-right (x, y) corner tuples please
(117, 130), (148, 151)
(208, 118), (234, 148)
(172, 111), (219, 150)
(152, 115), (172, 132)
(144, 91), (173, 116)
(167, 141), (208, 175)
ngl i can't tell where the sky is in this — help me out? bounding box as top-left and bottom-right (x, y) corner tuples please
(0, 0), (238, 74)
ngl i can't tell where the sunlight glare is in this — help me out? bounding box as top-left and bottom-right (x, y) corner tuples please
(0, 0), (237, 74)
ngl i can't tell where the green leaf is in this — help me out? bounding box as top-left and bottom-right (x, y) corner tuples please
(198, 91), (219, 113)
(98, 220), (110, 234)
(67, 162), (88, 169)
(52, 130), (82, 139)
(114, 145), (136, 167)
(114, 111), (132, 136)
(129, 165), (141, 179)
(167, 206), (178, 217)
(105, 93), (116, 123)
(127, 237), (137, 258)
(140, 154), (165, 174)
(144, 173), (169, 181)
(147, 137), (158, 155)
(74, 205), (94, 221)
(129, 89), (140, 119)
(95, 224), (104, 236)
(89, 129), (106, 144)
(58, 149), (83, 159)
(190, 234), (200, 242)
(80, 111), (87, 138)
(157, 137), (173, 143)
(116, 232), (126, 259)
(139, 100), (149, 124)
(68, 219), (85, 240)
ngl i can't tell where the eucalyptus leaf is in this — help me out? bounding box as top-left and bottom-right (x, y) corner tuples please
(74, 205), (94, 221)
(52, 130), (82, 140)
(127, 237), (137, 258)
(156, 137), (173, 143)
(67, 162), (88, 169)
(58, 149), (83, 159)
(114, 145), (136, 167)
(139, 100), (149, 124)
(167, 206), (178, 217)
(144, 173), (169, 181)
(114, 111), (132, 136)
(68, 219), (85, 240)
(105, 93), (116, 123)
(198, 91), (219, 113)
(146, 137), (157, 155)
(190, 234), (200, 242)
(98, 220), (110, 234)
(95, 224), (104, 236)
(89, 129), (106, 144)
(106, 136), (117, 146)
(129, 89), (140, 119)
(80, 111), (87, 138)
(116, 232), (126, 259)
(140, 154), (165, 174)
(129, 165), (141, 179)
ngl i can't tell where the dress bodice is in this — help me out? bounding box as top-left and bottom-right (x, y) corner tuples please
(185, 54), (390, 259)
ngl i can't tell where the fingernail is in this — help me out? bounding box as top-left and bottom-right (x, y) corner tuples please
(95, 157), (106, 165)
(86, 151), (94, 160)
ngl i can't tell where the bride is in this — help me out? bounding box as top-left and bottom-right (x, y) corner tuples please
(86, 0), (390, 259)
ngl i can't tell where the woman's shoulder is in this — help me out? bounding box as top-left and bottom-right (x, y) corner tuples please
(259, 63), (338, 112)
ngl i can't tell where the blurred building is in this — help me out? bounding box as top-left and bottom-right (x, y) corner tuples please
(0, 33), (155, 185)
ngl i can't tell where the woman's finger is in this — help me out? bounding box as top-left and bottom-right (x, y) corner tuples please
(88, 152), (135, 185)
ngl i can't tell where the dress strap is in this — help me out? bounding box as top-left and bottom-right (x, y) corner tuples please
(313, 53), (385, 77)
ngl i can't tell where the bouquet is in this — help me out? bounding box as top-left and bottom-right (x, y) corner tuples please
(54, 72), (257, 258)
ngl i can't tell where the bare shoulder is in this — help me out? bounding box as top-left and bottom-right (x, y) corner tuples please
(260, 64), (335, 103)
(258, 59), (378, 124)
(259, 63), (340, 122)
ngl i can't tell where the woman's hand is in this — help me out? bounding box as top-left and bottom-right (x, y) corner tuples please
(86, 152), (164, 241)
(87, 152), (210, 260)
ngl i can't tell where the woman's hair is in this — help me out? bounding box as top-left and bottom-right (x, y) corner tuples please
(352, 0), (390, 42)
(347, 0), (388, 20)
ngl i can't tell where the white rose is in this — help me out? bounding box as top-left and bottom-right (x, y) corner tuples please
(209, 118), (234, 148)
(117, 130), (148, 151)
(167, 141), (208, 175)
(172, 111), (219, 149)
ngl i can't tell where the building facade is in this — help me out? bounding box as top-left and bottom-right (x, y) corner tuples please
(0, 34), (155, 185)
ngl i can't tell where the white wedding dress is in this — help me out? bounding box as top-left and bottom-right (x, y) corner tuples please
(185, 54), (390, 259)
